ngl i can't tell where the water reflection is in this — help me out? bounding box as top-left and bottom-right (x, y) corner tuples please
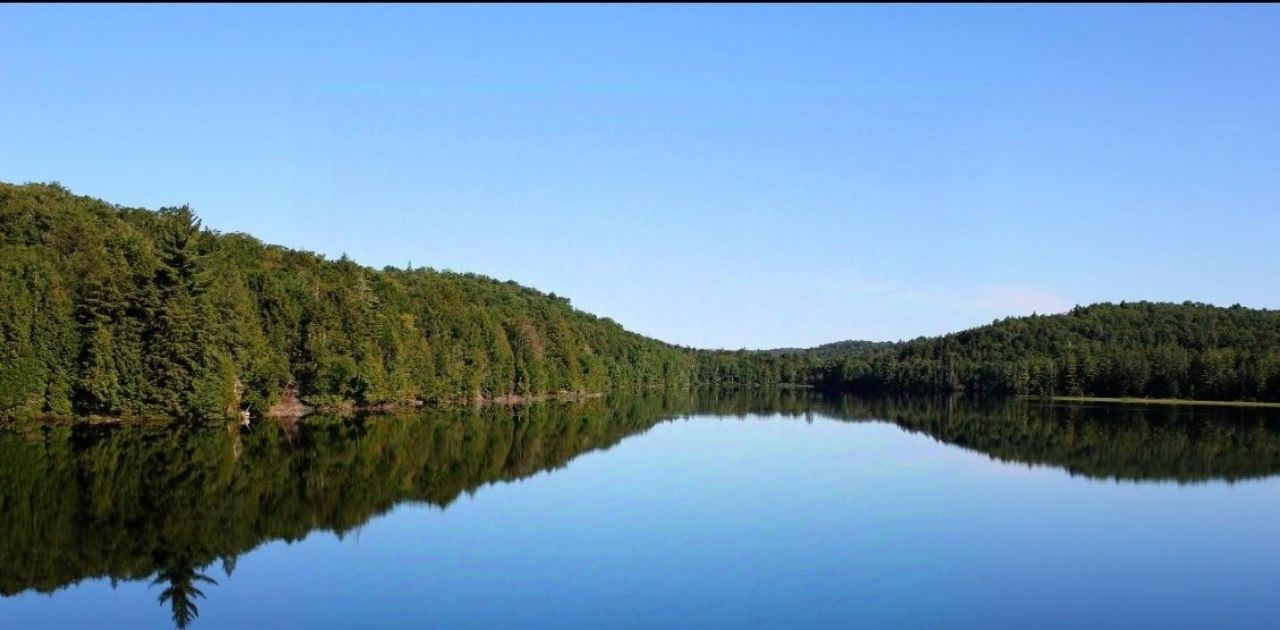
(829, 396), (1280, 483)
(151, 555), (216, 630)
(2, 390), (1279, 628)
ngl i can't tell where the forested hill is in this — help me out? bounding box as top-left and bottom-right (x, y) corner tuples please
(0, 182), (698, 419)
(3, 182), (1279, 420)
(810, 302), (1280, 401)
(804, 339), (898, 360)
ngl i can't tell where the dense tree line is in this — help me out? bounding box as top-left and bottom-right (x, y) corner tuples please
(690, 349), (818, 387)
(0, 183), (698, 419)
(809, 303), (1280, 401)
(4, 182), (1279, 419)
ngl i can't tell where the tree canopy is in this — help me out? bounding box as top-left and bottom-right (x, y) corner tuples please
(3, 181), (1278, 420)
(0, 182), (696, 419)
(809, 302), (1280, 401)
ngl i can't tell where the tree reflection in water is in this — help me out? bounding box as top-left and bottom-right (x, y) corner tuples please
(151, 554), (216, 630)
(2, 389), (1279, 628)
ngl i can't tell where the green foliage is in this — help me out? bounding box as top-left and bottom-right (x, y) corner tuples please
(0, 182), (697, 419)
(810, 302), (1280, 401)
(3, 181), (1278, 416)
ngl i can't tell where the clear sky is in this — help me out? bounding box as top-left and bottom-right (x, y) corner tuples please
(2, 5), (1277, 349)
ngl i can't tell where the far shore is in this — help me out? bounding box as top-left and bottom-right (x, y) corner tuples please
(1048, 396), (1280, 409)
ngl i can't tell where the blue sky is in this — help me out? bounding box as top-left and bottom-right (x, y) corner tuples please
(2, 5), (1277, 349)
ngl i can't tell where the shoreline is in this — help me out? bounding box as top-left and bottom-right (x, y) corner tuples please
(1047, 396), (1280, 409)
(265, 390), (609, 419)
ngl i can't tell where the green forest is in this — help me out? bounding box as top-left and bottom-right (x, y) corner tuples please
(807, 301), (1280, 401)
(0, 182), (700, 419)
(2, 181), (1279, 420)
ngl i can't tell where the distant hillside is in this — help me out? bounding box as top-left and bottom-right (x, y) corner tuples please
(691, 340), (893, 387)
(812, 302), (1280, 401)
(0, 182), (696, 419)
(805, 339), (899, 360)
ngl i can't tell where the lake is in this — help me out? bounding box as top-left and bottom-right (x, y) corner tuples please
(3, 390), (1280, 629)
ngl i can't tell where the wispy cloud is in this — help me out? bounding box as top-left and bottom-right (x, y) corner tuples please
(832, 281), (1070, 316)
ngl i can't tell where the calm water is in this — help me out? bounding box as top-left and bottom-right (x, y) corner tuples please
(4, 391), (1280, 629)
